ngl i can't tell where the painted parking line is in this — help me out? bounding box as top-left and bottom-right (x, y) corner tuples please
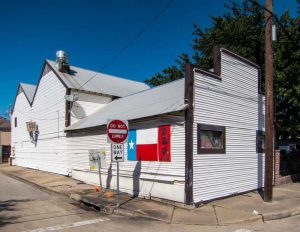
(234, 229), (252, 232)
(23, 218), (110, 232)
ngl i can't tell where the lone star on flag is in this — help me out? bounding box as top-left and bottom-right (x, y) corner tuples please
(129, 140), (135, 149)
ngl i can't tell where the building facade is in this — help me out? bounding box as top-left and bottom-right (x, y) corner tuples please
(0, 117), (11, 163)
(11, 46), (265, 205)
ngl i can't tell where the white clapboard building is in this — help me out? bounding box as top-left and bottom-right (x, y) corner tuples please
(11, 47), (265, 205)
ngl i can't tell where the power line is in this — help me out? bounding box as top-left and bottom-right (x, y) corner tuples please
(13, 97), (65, 114)
(14, 109), (64, 121)
(77, 0), (175, 91)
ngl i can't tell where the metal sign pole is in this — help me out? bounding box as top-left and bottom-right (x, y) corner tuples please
(116, 161), (120, 207)
(107, 120), (128, 208)
(98, 157), (103, 193)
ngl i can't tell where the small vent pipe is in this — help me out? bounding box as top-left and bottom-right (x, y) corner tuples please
(56, 50), (70, 72)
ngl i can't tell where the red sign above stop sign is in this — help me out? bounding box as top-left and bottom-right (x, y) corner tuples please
(107, 119), (129, 143)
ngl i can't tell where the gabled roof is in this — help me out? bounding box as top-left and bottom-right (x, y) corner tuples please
(11, 83), (37, 112)
(12, 59), (150, 113)
(20, 83), (37, 103)
(46, 60), (149, 97)
(65, 78), (186, 131)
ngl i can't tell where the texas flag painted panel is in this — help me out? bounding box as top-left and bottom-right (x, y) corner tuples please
(127, 125), (171, 162)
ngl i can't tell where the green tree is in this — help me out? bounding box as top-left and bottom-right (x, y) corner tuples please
(145, 0), (300, 140)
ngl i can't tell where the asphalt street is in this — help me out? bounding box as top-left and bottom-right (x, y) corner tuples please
(0, 172), (299, 232)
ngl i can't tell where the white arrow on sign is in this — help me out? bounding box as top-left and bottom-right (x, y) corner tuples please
(111, 144), (124, 162)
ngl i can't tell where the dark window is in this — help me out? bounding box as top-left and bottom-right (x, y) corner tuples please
(256, 130), (265, 153)
(197, 124), (226, 154)
(14, 117), (17, 128)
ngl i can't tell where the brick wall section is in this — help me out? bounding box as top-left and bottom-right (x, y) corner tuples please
(274, 150), (281, 185)
(274, 149), (300, 185)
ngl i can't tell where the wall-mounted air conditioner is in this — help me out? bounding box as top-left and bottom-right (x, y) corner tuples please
(26, 121), (38, 132)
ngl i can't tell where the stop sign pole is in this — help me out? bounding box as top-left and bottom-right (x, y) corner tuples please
(107, 119), (128, 207)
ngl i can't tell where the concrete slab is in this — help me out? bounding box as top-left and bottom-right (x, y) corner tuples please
(80, 192), (132, 214)
(121, 198), (174, 222)
(214, 205), (262, 225)
(213, 192), (263, 214)
(212, 184), (300, 218)
(172, 205), (217, 225)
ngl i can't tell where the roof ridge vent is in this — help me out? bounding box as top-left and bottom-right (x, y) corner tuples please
(56, 50), (70, 73)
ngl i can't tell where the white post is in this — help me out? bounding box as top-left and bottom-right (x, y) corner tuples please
(98, 156), (103, 193)
(117, 162), (120, 207)
(57, 111), (60, 138)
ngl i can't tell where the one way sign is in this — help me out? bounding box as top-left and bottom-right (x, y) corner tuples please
(111, 144), (124, 162)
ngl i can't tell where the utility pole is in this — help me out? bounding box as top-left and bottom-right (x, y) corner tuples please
(264, 0), (274, 202)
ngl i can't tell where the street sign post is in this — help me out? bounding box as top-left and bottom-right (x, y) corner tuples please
(107, 119), (128, 144)
(107, 119), (128, 208)
(111, 144), (124, 162)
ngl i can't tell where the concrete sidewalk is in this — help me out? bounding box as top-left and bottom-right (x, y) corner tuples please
(1, 164), (300, 225)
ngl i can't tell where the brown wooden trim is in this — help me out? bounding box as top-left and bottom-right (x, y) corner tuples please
(194, 68), (221, 80)
(198, 123), (224, 132)
(213, 45), (221, 76)
(194, 45), (222, 80)
(14, 117), (17, 128)
(12, 60), (70, 115)
(29, 61), (47, 107)
(30, 61), (69, 108)
(184, 63), (194, 205)
(65, 88), (71, 127)
(221, 48), (260, 69)
(11, 83), (35, 113)
(11, 84), (22, 113)
(197, 123), (226, 154)
(258, 68), (265, 95)
(20, 85), (34, 107)
(73, 88), (113, 98)
(194, 46), (263, 94)
(45, 60), (69, 89)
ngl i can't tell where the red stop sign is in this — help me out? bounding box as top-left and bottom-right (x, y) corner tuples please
(107, 120), (128, 143)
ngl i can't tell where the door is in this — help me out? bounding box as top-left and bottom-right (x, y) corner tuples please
(2, 146), (10, 163)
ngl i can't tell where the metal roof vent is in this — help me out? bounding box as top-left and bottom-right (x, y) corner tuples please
(56, 50), (70, 73)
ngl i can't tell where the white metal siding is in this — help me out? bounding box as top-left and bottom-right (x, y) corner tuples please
(70, 91), (112, 124)
(67, 117), (186, 202)
(12, 71), (69, 175)
(193, 52), (265, 202)
(12, 92), (32, 145)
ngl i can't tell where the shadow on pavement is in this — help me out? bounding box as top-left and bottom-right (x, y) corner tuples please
(0, 199), (31, 228)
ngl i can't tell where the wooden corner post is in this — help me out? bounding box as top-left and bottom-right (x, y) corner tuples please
(185, 63), (194, 205)
(264, 0), (274, 202)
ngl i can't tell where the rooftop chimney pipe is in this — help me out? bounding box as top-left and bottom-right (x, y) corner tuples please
(56, 50), (70, 73)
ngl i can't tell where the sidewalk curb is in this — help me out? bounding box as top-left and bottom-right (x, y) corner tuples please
(220, 215), (262, 225)
(0, 169), (69, 198)
(2, 167), (300, 225)
(262, 207), (300, 221)
(70, 193), (165, 221)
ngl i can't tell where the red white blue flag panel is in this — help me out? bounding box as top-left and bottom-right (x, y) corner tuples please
(127, 125), (171, 162)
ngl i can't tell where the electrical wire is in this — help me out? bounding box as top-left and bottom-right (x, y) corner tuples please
(12, 1), (175, 117)
(76, 0), (175, 91)
(14, 97), (66, 114)
(14, 109), (64, 121)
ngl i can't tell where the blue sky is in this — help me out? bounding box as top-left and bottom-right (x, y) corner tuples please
(0, 0), (298, 115)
